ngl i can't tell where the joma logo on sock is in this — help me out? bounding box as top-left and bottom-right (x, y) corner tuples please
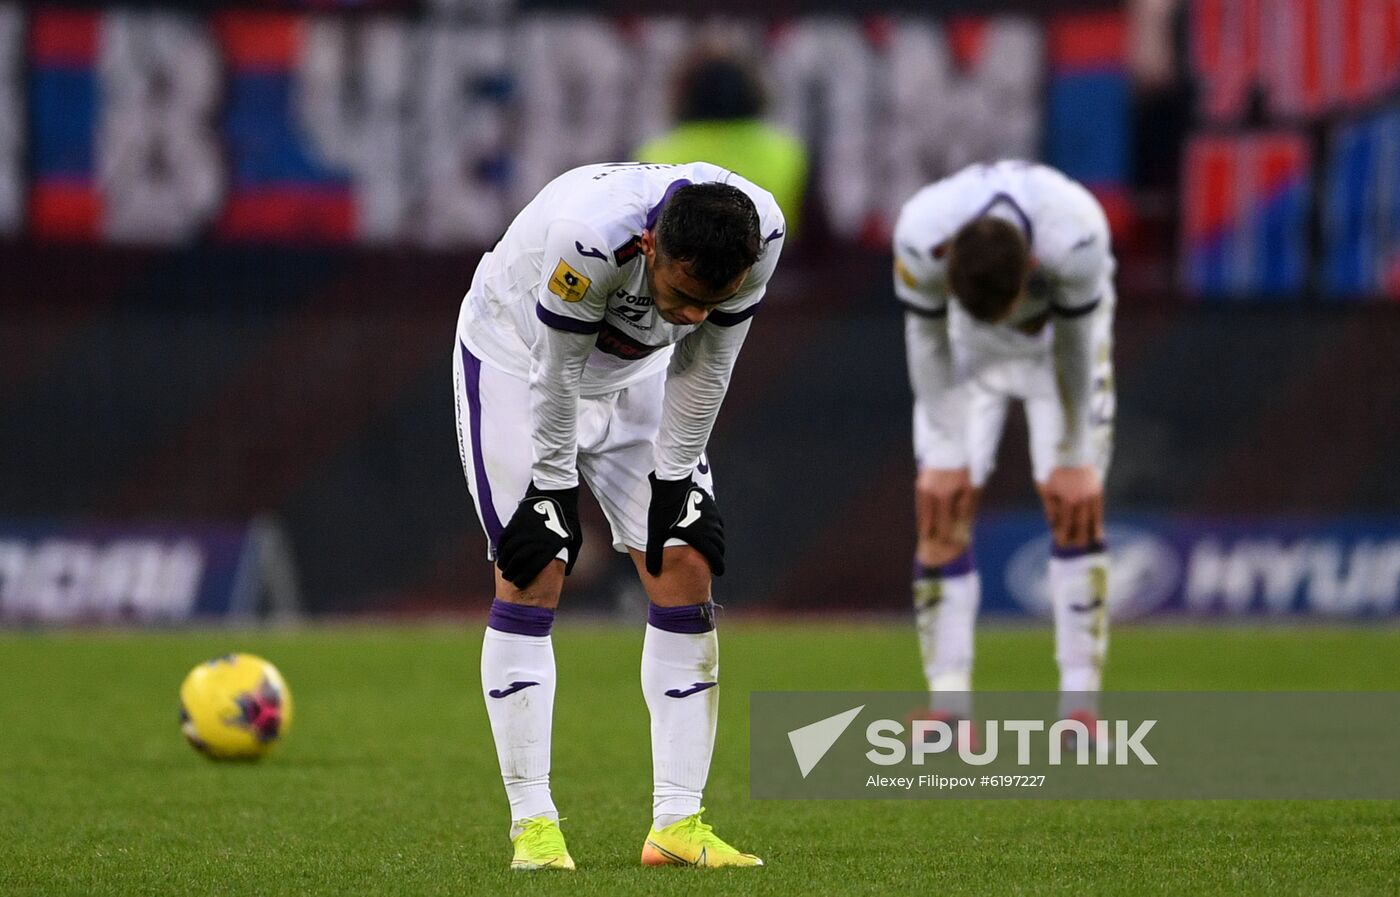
(664, 682), (717, 699)
(488, 681), (540, 699)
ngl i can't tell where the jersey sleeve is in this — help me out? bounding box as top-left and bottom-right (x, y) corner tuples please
(891, 208), (949, 318)
(1047, 201), (1114, 467)
(533, 219), (620, 335)
(654, 317), (753, 480)
(652, 212), (784, 478)
(526, 219), (619, 490)
(1045, 192), (1113, 317)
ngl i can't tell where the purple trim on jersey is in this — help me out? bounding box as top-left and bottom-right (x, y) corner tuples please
(913, 549), (975, 579)
(1050, 296), (1102, 318)
(487, 598), (555, 636)
(648, 600), (716, 634)
(708, 303), (759, 327)
(971, 192), (1034, 245)
(535, 302), (603, 334)
(645, 178), (693, 231)
(461, 340), (505, 548)
(899, 299), (948, 319)
(1052, 541), (1107, 559)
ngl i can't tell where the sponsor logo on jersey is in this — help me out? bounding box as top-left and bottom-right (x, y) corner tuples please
(895, 257), (920, 289)
(596, 322), (663, 360)
(612, 305), (650, 325)
(610, 289), (653, 329)
(613, 234), (642, 266)
(547, 259), (591, 303)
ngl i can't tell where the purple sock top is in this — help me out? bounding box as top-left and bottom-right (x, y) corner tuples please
(648, 601), (716, 634)
(1051, 541), (1108, 559)
(487, 598), (554, 636)
(913, 549), (975, 580)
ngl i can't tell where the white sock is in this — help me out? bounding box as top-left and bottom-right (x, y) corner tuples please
(1050, 549), (1110, 717)
(642, 602), (719, 829)
(481, 600), (557, 836)
(913, 554), (980, 718)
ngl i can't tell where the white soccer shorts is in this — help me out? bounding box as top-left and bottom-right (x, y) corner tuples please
(452, 339), (714, 557)
(914, 305), (1114, 487)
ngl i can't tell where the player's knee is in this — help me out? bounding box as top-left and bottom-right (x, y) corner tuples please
(638, 544), (714, 606)
(664, 545), (713, 583)
(1049, 535), (1106, 554)
(493, 559), (565, 607)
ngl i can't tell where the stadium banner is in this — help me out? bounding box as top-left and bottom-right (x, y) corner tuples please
(1184, 0), (1400, 301)
(976, 512), (1400, 619)
(750, 691), (1400, 799)
(0, 518), (300, 625)
(7, 3), (1131, 247)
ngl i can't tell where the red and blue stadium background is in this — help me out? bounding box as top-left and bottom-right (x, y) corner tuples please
(5, 0), (1400, 622)
(31, 10), (355, 241)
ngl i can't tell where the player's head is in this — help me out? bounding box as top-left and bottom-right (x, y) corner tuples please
(946, 216), (1031, 323)
(673, 51), (766, 123)
(642, 183), (762, 326)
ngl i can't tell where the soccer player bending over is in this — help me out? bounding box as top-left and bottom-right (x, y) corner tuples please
(894, 160), (1115, 730)
(453, 162), (782, 870)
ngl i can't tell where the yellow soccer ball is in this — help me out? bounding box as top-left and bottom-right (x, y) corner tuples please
(179, 653), (293, 760)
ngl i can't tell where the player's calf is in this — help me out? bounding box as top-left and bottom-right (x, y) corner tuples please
(629, 546), (724, 836)
(1048, 540), (1109, 717)
(912, 544), (980, 718)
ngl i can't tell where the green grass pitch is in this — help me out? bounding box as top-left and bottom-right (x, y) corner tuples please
(2, 621), (1398, 896)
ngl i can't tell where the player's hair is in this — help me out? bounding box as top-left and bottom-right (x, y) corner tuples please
(946, 216), (1030, 323)
(655, 183), (763, 291)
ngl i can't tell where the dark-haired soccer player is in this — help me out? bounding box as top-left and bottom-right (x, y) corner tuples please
(893, 160), (1115, 727)
(453, 163), (782, 870)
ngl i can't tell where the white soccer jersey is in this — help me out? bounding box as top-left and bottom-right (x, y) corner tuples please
(457, 162), (785, 490)
(893, 160), (1114, 352)
(893, 161), (1116, 475)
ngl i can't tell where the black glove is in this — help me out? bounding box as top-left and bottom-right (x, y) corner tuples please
(496, 483), (582, 588)
(645, 473), (725, 577)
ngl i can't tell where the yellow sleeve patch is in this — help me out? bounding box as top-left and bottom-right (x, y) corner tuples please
(894, 257), (920, 290)
(547, 259), (592, 303)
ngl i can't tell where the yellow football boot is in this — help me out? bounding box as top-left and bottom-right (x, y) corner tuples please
(641, 809), (764, 868)
(509, 817), (575, 871)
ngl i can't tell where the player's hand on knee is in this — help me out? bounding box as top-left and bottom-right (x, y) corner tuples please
(1042, 466), (1104, 548)
(496, 483), (582, 588)
(646, 473), (724, 577)
(916, 467), (973, 543)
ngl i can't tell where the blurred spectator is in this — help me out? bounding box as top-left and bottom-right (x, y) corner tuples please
(636, 50), (808, 236)
(1129, 0), (1191, 191)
